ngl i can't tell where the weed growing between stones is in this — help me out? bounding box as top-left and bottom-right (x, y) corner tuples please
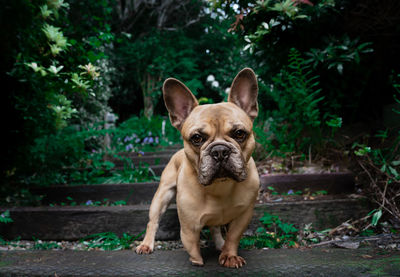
(240, 212), (300, 249)
(48, 197), (127, 207)
(80, 232), (139, 251)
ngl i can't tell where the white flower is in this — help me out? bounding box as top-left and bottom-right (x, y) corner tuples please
(225, 88), (230, 94)
(206, 74), (215, 82)
(211, 80), (219, 88)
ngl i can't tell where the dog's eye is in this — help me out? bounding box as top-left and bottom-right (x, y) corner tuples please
(190, 134), (205, 146)
(232, 130), (247, 142)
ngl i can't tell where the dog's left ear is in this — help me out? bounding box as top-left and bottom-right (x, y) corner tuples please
(228, 68), (258, 121)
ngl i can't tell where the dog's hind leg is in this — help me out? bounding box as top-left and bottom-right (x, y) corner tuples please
(210, 226), (225, 251)
(136, 152), (181, 254)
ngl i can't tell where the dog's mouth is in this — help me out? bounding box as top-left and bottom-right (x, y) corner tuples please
(198, 143), (247, 186)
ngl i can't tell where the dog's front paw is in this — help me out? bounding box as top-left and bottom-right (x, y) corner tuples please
(219, 253), (246, 268)
(135, 244), (153, 254)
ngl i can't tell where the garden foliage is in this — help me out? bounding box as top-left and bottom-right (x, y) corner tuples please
(240, 212), (299, 249)
(255, 48), (324, 156)
(1, 0), (400, 229)
(4, 0), (115, 189)
(352, 74), (400, 223)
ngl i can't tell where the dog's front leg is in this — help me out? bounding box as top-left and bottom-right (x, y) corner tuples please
(136, 161), (178, 254)
(218, 206), (254, 268)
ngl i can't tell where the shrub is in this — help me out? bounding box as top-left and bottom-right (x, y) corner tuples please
(113, 115), (181, 152)
(255, 48), (324, 157)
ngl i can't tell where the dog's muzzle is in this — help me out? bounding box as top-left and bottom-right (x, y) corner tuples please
(198, 143), (247, 186)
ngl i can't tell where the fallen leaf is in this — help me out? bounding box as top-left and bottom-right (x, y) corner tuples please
(362, 255), (373, 259)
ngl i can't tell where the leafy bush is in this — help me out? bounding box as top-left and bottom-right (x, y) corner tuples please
(3, 115), (180, 192)
(216, 0), (386, 126)
(10, 0), (114, 131)
(255, 48), (325, 157)
(113, 115), (181, 152)
(4, 0), (116, 193)
(352, 74), (400, 225)
(305, 35), (373, 75)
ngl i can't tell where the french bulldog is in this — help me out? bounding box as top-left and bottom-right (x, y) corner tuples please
(136, 68), (260, 268)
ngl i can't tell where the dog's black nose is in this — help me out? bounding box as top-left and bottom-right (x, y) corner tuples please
(210, 145), (231, 162)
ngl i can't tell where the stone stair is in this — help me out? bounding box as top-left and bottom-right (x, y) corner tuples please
(0, 148), (372, 241)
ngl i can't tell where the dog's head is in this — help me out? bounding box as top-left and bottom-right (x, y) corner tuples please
(163, 68), (258, 185)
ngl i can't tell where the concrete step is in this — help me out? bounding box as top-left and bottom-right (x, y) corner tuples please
(0, 198), (371, 241)
(1, 247), (399, 276)
(112, 164), (165, 176)
(106, 154), (174, 167)
(32, 173), (355, 206)
(260, 172), (355, 194)
(112, 149), (179, 157)
(32, 183), (159, 205)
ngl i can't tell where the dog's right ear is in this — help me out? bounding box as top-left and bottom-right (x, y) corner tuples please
(163, 78), (198, 130)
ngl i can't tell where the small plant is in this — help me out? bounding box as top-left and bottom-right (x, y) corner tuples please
(325, 115), (342, 137)
(50, 196), (76, 207)
(369, 209), (383, 227)
(111, 200), (127, 206)
(287, 189), (303, 196)
(0, 210), (13, 224)
(312, 190), (328, 196)
(81, 231), (145, 250)
(359, 229), (376, 237)
(32, 238), (61, 250)
(352, 143), (372, 157)
(66, 196), (77, 206)
(0, 236), (21, 247)
(84, 199), (127, 207)
(240, 212), (298, 249)
(266, 186), (279, 195)
(50, 198), (127, 207)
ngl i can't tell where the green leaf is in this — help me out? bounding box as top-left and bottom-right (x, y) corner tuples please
(388, 166), (399, 177)
(371, 209), (382, 227)
(256, 227), (266, 233)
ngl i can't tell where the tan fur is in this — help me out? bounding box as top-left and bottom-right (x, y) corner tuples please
(136, 68), (260, 268)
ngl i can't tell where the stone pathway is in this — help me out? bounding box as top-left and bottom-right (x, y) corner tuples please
(0, 247), (399, 276)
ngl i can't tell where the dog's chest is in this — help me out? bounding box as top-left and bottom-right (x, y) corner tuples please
(176, 166), (258, 227)
(200, 197), (248, 226)
(199, 184), (254, 226)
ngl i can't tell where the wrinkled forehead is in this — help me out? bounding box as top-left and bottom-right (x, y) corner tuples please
(182, 102), (252, 134)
